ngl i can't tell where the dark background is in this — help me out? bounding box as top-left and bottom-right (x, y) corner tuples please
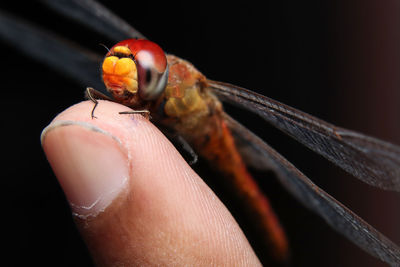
(1, 0), (400, 266)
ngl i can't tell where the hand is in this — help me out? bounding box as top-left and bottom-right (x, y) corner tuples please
(41, 100), (261, 266)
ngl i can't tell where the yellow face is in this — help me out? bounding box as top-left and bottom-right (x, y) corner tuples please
(102, 46), (138, 97)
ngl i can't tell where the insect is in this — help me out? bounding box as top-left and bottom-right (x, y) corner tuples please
(89, 38), (290, 261)
(1, 0), (399, 265)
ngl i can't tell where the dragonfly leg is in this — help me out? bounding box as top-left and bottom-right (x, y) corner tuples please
(119, 110), (151, 120)
(85, 87), (113, 119)
(156, 126), (199, 165)
(85, 87), (98, 119)
(175, 135), (198, 165)
(86, 87), (151, 120)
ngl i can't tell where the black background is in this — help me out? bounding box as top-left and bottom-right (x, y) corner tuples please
(1, 0), (400, 266)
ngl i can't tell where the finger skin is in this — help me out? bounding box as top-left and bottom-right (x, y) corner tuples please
(41, 100), (261, 266)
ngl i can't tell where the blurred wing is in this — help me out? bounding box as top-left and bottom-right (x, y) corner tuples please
(210, 81), (400, 192)
(223, 113), (400, 266)
(39, 0), (145, 40)
(0, 10), (104, 91)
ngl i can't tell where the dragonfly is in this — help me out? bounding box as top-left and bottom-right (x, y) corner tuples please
(1, 0), (399, 265)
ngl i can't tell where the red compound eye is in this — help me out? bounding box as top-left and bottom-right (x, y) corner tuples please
(104, 39), (168, 100)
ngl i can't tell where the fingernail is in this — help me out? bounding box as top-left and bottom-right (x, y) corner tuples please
(41, 121), (129, 218)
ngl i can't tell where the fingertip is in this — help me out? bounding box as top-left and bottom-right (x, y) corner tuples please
(41, 100), (261, 266)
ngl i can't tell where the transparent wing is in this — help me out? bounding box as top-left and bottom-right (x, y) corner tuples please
(210, 81), (400, 192)
(0, 10), (104, 90)
(223, 113), (400, 266)
(2, 5), (399, 264)
(39, 0), (146, 40)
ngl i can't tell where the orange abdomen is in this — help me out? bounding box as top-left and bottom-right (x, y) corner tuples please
(197, 116), (289, 262)
(160, 55), (289, 262)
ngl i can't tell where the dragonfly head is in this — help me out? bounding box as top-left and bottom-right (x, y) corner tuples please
(102, 39), (168, 101)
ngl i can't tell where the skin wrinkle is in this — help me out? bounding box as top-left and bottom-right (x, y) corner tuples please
(158, 139), (251, 265)
(126, 124), (203, 264)
(130, 128), (247, 265)
(47, 101), (261, 266)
